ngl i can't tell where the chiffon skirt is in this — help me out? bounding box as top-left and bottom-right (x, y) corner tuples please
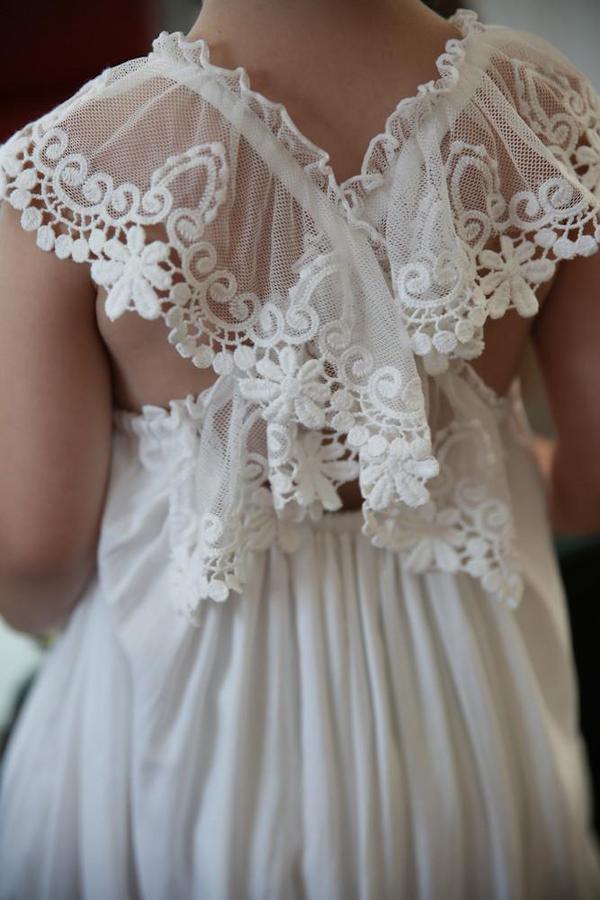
(1, 506), (600, 900)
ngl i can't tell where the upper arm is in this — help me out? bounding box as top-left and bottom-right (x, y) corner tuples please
(532, 246), (600, 527)
(0, 201), (114, 573)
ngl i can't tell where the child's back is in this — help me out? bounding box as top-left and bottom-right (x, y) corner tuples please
(1, 3), (600, 897)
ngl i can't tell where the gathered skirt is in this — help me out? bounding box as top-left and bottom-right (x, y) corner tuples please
(1, 506), (600, 900)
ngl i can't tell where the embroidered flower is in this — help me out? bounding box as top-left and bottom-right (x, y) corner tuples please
(392, 503), (464, 572)
(482, 569), (523, 607)
(329, 387), (358, 431)
(243, 486), (306, 552)
(478, 235), (555, 317)
(238, 346), (331, 427)
(361, 435), (439, 510)
(464, 536), (493, 578)
(291, 432), (360, 513)
(90, 225), (172, 320)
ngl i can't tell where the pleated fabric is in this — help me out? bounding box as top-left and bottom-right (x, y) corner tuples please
(1, 409), (600, 900)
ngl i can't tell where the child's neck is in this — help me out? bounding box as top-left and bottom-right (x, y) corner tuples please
(184, 0), (448, 78)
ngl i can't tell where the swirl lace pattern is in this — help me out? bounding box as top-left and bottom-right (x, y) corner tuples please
(1, 8), (600, 618)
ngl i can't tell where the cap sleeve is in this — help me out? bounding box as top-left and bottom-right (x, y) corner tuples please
(0, 59), (233, 324)
(385, 21), (600, 377)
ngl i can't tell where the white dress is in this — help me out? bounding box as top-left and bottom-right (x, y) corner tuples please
(1, 8), (600, 899)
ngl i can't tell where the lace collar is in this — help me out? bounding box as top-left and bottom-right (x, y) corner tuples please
(149, 9), (485, 212)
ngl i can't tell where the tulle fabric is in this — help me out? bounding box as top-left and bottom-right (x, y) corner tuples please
(2, 9), (600, 611)
(2, 9), (600, 896)
(1, 405), (599, 900)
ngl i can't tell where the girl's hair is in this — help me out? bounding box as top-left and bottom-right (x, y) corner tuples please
(423, 0), (461, 16)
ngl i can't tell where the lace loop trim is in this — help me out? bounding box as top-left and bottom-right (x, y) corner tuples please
(2, 10), (600, 620)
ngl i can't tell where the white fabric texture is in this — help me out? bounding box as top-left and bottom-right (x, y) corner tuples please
(1, 386), (600, 899)
(1, 7), (600, 897)
(1, 9), (600, 614)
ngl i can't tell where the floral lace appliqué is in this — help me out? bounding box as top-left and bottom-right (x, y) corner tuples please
(3, 12), (600, 620)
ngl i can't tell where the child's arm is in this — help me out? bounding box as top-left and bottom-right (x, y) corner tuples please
(533, 245), (600, 536)
(0, 202), (114, 634)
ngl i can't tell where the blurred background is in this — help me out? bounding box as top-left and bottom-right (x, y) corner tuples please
(1, 0), (599, 830)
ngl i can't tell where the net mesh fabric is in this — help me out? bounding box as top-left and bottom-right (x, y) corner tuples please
(1, 8), (600, 620)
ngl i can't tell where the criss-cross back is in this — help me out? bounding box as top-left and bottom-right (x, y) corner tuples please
(150, 9), (482, 227)
(149, 10), (478, 209)
(2, 7), (600, 617)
